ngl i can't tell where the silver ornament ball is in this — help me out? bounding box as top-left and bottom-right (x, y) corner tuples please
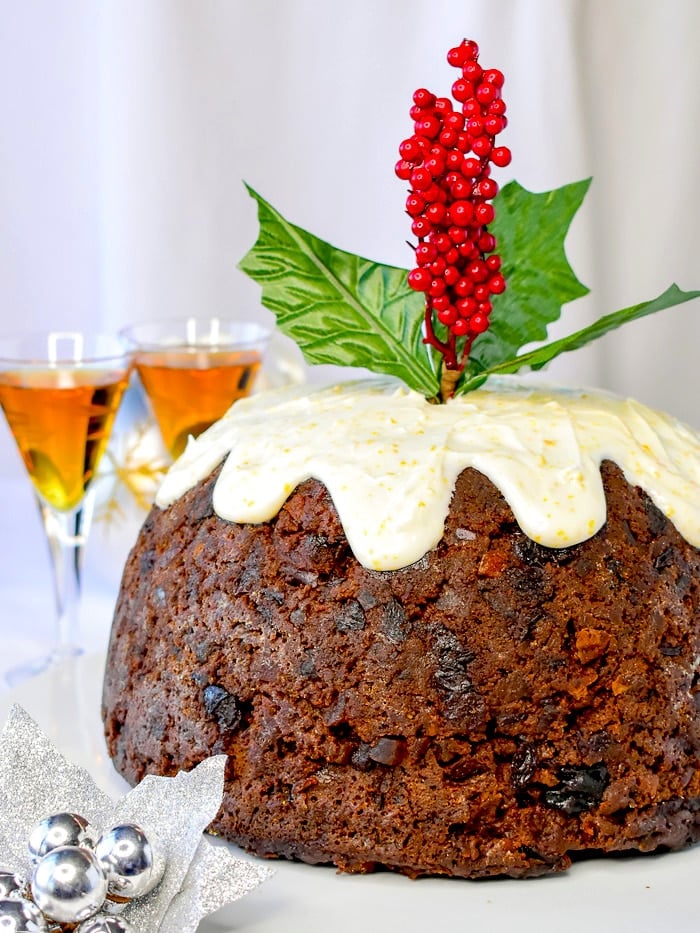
(0, 871), (25, 899)
(31, 845), (107, 924)
(95, 823), (164, 900)
(76, 916), (134, 933)
(0, 896), (48, 932)
(27, 812), (98, 864)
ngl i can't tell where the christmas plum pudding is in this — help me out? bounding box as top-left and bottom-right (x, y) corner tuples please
(102, 377), (700, 878)
(102, 38), (700, 878)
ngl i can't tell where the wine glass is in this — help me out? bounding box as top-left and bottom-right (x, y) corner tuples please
(0, 332), (131, 687)
(120, 317), (270, 460)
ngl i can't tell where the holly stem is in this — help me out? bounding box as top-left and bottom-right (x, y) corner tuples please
(424, 305), (479, 401)
(423, 305), (456, 367)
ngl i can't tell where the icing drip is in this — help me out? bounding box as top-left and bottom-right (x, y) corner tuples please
(156, 377), (700, 571)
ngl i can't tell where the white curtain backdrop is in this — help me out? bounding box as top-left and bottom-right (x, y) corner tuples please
(0, 1), (699, 667)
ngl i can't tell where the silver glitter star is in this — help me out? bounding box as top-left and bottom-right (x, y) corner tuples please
(0, 704), (272, 931)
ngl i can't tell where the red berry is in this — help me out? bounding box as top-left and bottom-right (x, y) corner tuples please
(462, 99), (481, 118)
(482, 68), (504, 87)
(449, 200), (474, 226)
(446, 150), (463, 170)
(491, 146), (512, 167)
(488, 99), (507, 115)
(432, 294), (450, 311)
(439, 128), (458, 148)
(451, 318), (468, 336)
(447, 225), (468, 244)
(462, 157), (481, 177)
(451, 79), (474, 103)
(423, 155), (446, 177)
(444, 265), (460, 286)
(478, 177), (499, 198)
(395, 160), (413, 180)
(477, 300), (492, 315)
(459, 241), (479, 258)
(433, 96), (453, 115)
(411, 217), (432, 237)
(433, 232), (452, 253)
(467, 260), (488, 282)
(425, 202), (447, 224)
(399, 137), (423, 162)
(462, 61), (482, 83)
(454, 277), (474, 297)
(474, 283), (490, 302)
(471, 135), (492, 157)
(475, 202), (495, 224)
(405, 193), (426, 216)
(437, 306), (458, 326)
(456, 296), (477, 316)
(466, 117), (484, 136)
(476, 82), (498, 105)
(447, 39), (479, 68)
(484, 116), (504, 135)
(445, 111), (464, 130)
(455, 131), (471, 153)
(408, 267), (431, 291)
(422, 183), (443, 203)
(444, 246), (460, 264)
(478, 232), (497, 252)
(486, 254), (502, 271)
(410, 167), (432, 191)
(409, 104), (427, 120)
(489, 274), (506, 294)
(450, 177), (472, 199)
(416, 115), (442, 138)
(429, 278), (447, 297)
(415, 242), (438, 265)
(469, 313), (490, 334)
(413, 88), (436, 108)
(430, 257), (447, 276)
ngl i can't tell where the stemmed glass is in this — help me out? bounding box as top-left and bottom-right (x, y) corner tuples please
(120, 318), (270, 460)
(0, 332), (131, 687)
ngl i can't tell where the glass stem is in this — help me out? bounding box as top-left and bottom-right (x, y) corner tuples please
(35, 488), (96, 660)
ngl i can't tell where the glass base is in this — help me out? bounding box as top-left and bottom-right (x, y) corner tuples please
(3, 642), (84, 691)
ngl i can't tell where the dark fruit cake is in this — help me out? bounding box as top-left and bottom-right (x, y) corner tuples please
(102, 379), (700, 878)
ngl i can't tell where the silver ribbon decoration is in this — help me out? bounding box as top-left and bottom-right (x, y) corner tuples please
(0, 704), (272, 931)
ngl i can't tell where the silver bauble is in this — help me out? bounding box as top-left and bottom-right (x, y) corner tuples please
(0, 871), (25, 899)
(31, 846), (107, 924)
(94, 823), (164, 900)
(75, 916), (134, 933)
(27, 812), (98, 863)
(0, 896), (48, 932)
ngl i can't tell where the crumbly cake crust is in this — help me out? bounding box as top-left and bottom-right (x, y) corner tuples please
(102, 461), (700, 878)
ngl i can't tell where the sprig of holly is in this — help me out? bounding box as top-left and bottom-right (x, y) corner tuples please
(398, 39), (511, 399)
(238, 181), (699, 400)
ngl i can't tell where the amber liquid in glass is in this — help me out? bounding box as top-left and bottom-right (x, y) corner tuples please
(134, 349), (262, 459)
(0, 368), (129, 511)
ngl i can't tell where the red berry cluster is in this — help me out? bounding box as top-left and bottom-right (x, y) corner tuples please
(396, 39), (510, 373)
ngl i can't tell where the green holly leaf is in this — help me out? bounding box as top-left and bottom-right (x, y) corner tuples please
(458, 283), (700, 393)
(239, 180), (699, 401)
(238, 184), (439, 398)
(463, 178), (591, 381)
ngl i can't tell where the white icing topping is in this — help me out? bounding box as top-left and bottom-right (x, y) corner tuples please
(156, 377), (700, 571)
